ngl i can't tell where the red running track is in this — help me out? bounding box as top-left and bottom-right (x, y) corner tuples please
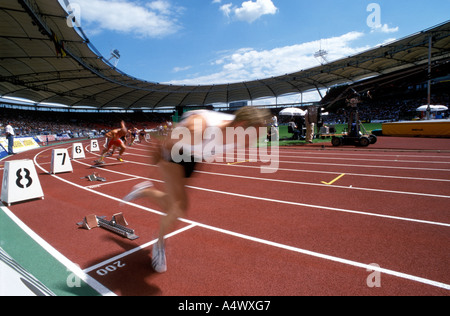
(1, 137), (450, 296)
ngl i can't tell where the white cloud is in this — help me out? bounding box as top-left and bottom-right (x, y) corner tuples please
(220, 3), (233, 18)
(147, 0), (172, 15)
(70, 0), (182, 38)
(173, 66), (192, 73)
(168, 31), (368, 86)
(371, 23), (399, 34)
(219, 0), (278, 23)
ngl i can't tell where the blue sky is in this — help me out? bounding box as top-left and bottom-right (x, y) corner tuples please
(60, 0), (450, 102)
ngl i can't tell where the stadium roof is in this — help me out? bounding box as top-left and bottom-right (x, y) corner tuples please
(1, 0), (450, 110)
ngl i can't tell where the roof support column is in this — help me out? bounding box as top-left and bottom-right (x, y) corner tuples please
(314, 85), (324, 99)
(426, 35), (432, 120)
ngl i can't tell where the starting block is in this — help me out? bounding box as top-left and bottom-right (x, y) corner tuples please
(77, 213), (138, 240)
(80, 173), (106, 182)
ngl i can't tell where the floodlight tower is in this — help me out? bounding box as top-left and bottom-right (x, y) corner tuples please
(108, 49), (121, 68)
(314, 49), (329, 65)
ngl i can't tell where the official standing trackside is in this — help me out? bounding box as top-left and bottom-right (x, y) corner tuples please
(5, 121), (15, 155)
(305, 107), (317, 144)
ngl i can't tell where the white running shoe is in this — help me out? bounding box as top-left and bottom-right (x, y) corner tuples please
(122, 181), (153, 203)
(152, 242), (167, 273)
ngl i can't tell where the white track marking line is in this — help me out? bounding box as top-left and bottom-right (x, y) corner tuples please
(191, 220), (450, 291)
(257, 154), (450, 165)
(188, 185), (450, 227)
(33, 146), (450, 291)
(195, 170), (450, 199)
(83, 224), (197, 274)
(71, 152), (450, 227)
(120, 142), (450, 172)
(75, 154), (450, 227)
(141, 141), (450, 159)
(209, 163), (450, 183)
(275, 150), (450, 159)
(0, 206), (116, 296)
(234, 159), (450, 172)
(88, 142), (450, 182)
(83, 145), (450, 195)
(85, 178), (139, 189)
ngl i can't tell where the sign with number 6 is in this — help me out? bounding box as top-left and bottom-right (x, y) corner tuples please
(72, 143), (85, 159)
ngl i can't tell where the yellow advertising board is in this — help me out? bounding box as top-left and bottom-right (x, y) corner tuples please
(382, 120), (450, 137)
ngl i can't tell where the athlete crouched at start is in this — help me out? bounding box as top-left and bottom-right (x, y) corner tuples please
(95, 121), (128, 164)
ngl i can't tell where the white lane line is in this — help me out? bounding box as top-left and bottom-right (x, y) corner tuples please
(210, 163), (450, 183)
(195, 170), (450, 199)
(83, 224), (197, 274)
(71, 156), (450, 228)
(83, 145), (450, 197)
(191, 219), (450, 291)
(0, 206), (116, 296)
(125, 141), (450, 171)
(92, 141), (450, 182)
(249, 159), (450, 172)
(85, 178), (139, 189)
(257, 154), (450, 165)
(33, 147), (450, 291)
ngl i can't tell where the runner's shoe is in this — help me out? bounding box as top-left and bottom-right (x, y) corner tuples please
(122, 181), (153, 203)
(117, 157), (124, 162)
(94, 159), (105, 165)
(152, 242), (167, 273)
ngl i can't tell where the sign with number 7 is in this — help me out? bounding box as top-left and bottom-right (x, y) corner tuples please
(51, 148), (73, 174)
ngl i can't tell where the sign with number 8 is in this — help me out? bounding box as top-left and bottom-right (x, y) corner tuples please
(1, 160), (44, 206)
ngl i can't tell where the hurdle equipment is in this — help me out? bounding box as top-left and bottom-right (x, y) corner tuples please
(1, 160), (44, 206)
(77, 213), (139, 240)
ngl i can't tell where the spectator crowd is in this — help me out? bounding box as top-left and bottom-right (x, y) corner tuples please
(1, 89), (449, 140)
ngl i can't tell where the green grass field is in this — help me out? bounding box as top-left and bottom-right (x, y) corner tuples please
(274, 123), (382, 146)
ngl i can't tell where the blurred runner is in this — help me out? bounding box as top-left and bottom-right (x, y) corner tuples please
(123, 106), (271, 273)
